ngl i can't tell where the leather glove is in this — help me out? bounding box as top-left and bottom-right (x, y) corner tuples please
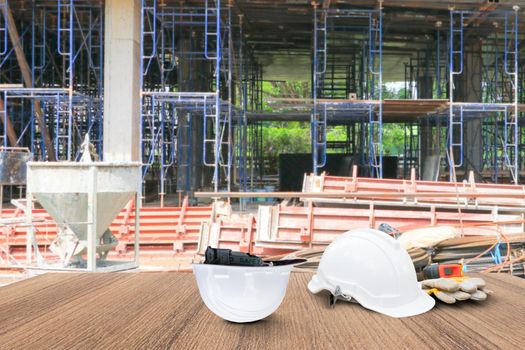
(421, 277), (492, 304)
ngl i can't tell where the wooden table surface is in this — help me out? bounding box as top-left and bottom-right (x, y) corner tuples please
(0, 272), (523, 349)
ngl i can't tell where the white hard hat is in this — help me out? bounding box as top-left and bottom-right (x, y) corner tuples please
(193, 263), (294, 323)
(308, 228), (435, 318)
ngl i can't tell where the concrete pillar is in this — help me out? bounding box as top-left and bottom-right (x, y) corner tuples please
(456, 40), (483, 179)
(103, 0), (141, 162)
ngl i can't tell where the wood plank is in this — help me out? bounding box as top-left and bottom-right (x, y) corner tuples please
(195, 191), (525, 199)
(0, 272), (523, 349)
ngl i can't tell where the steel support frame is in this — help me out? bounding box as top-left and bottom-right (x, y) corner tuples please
(0, 89), (101, 161)
(448, 9), (519, 184)
(312, 8), (383, 177)
(140, 0), (240, 200)
(0, 1), (104, 161)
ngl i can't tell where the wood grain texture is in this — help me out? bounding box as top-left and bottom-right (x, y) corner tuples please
(0, 272), (523, 349)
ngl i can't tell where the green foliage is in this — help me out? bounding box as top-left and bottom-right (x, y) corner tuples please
(257, 82), (415, 162)
(261, 81), (310, 111)
(260, 123), (408, 159)
(381, 84), (414, 155)
(383, 86), (409, 99)
(326, 126), (346, 142)
(263, 122), (310, 158)
(382, 124), (406, 155)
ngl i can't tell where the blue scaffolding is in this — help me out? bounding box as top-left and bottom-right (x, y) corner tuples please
(140, 0), (252, 202)
(312, 7), (383, 177)
(448, 9), (520, 183)
(0, 0), (104, 161)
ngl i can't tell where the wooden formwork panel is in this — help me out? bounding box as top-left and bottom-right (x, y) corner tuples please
(197, 212), (295, 257)
(304, 172), (525, 209)
(0, 200), (215, 264)
(254, 203), (523, 251)
(198, 214), (257, 254)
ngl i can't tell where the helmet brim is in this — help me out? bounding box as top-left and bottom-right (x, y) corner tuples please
(307, 275), (326, 294)
(365, 291), (436, 318)
(308, 274), (435, 318)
